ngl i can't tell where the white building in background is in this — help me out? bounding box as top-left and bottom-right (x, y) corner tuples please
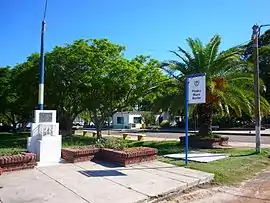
(112, 111), (181, 129)
(112, 111), (145, 129)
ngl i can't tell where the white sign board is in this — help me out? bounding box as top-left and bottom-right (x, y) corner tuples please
(188, 75), (206, 104)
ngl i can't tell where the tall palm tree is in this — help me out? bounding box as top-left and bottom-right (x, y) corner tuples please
(162, 35), (270, 137)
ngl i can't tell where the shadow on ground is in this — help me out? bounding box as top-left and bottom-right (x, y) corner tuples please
(79, 170), (127, 177)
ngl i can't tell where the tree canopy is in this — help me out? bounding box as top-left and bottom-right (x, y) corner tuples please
(162, 35), (270, 136)
(244, 28), (270, 101)
(0, 39), (168, 136)
(1, 34), (269, 137)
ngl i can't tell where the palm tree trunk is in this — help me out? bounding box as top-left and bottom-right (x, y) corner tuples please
(197, 103), (213, 137)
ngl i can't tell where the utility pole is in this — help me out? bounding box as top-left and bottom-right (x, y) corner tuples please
(252, 24), (261, 153)
(38, 0), (48, 110)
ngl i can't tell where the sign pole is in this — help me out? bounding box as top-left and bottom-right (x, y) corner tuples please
(184, 73), (206, 168)
(185, 76), (189, 167)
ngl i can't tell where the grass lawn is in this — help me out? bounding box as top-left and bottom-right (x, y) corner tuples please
(1, 132), (270, 185)
(126, 140), (270, 185)
(0, 132), (28, 156)
(0, 132), (97, 155)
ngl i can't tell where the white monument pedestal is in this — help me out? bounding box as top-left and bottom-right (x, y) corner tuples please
(27, 110), (62, 166)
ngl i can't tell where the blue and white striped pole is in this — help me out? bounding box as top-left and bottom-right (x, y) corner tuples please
(38, 0), (48, 110)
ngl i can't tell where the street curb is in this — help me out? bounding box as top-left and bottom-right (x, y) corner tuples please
(139, 129), (270, 137)
(214, 132), (270, 136)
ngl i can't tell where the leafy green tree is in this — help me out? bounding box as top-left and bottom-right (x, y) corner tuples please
(141, 112), (156, 126)
(0, 63), (36, 130)
(162, 35), (270, 137)
(0, 66), (13, 126)
(1, 41), (91, 134)
(12, 54), (40, 127)
(78, 111), (91, 126)
(81, 39), (168, 138)
(44, 41), (89, 135)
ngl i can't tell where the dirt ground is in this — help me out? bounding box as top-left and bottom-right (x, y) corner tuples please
(158, 167), (270, 203)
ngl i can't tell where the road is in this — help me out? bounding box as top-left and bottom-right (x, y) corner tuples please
(143, 132), (270, 144)
(103, 130), (270, 144)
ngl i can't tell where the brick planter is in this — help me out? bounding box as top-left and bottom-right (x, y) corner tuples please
(97, 147), (158, 166)
(0, 152), (37, 174)
(180, 136), (229, 149)
(61, 147), (99, 163)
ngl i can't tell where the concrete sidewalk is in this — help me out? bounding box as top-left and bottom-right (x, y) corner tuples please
(0, 161), (213, 203)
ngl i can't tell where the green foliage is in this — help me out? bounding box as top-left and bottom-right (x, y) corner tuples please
(162, 34), (270, 136)
(142, 112), (156, 125)
(0, 39), (166, 136)
(0, 65), (34, 128)
(78, 111), (91, 125)
(79, 40), (168, 137)
(95, 137), (126, 150)
(244, 29), (270, 102)
(159, 120), (171, 128)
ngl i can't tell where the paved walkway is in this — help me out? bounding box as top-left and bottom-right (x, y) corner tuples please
(0, 161), (213, 203)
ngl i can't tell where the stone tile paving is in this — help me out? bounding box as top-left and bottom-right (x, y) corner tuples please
(0, 161), (213, 203)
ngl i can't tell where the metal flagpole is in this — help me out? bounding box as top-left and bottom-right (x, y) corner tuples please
(38, 0), (48, 110)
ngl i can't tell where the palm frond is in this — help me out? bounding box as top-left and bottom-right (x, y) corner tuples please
(161, 34), (270, 119)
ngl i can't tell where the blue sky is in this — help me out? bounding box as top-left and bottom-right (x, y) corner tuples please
(1, 0), (269, 67)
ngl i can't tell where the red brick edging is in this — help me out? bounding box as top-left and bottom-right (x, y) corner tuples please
(98, 147), (158, 166)
(180, 136), (229, 148)
(61, 147), (100, 163)
(0, 152), (37, 174)
(61, 146), (158, 166)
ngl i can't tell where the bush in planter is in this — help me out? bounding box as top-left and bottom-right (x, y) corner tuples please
(181, 133), (229, 148)
(95, 137), (158, 165)
(95, 137), (126, 150)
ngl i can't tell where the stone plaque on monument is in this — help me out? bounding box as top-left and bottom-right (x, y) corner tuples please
(39, 112), (53, 123)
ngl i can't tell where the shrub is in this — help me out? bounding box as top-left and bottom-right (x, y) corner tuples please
(96, 137), (126, 150)
(142, 112), (156, 126)
(160, 121), (171, 128)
